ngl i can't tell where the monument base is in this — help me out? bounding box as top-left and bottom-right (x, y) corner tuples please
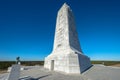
(44, 49), (92, 74)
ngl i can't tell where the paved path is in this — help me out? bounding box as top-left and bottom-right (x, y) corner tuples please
(82, 65), (120, 80)
(0, 73), (9, 80)
(0, 65), (120, 80)
(20, 66), (84, 80)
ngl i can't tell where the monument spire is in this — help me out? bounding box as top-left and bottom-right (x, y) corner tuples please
(53, 2), (82, 53)
(62, 2), (69, 8)
(44, 3), (91, 74)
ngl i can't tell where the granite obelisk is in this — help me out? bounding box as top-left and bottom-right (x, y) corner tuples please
(44, 3), (91, 74)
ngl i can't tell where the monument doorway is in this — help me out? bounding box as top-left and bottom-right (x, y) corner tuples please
(51, 60), (54, 71)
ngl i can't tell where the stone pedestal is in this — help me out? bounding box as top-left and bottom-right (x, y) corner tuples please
(44, 48), (91, 73)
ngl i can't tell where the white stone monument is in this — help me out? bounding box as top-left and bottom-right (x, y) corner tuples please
(44, 3), (92, 74)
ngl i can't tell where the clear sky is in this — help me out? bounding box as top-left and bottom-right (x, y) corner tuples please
(0, 0), (120, 61)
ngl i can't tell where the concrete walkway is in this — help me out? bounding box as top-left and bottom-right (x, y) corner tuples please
(0, 65), (120, 80)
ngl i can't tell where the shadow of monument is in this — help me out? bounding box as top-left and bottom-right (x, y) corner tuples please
(19, 74), (51, 80)
(77, 53), (93, 74)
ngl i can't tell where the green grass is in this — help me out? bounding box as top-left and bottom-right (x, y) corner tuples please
(0, 61), (44, 70)
(91, 61), (120, 66)
(21, 61), (44, 66)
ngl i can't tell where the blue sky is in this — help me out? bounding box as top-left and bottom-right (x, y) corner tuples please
(0, 0), (120, 61)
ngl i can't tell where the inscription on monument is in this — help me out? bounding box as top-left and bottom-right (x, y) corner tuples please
(56, 11), (66, 48)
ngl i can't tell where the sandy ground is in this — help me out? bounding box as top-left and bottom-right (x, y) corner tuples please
(0, 70), (7, 74)
(111, 64), (120, 67)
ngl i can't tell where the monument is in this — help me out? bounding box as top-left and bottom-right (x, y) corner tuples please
(44, 3), (92, 74)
